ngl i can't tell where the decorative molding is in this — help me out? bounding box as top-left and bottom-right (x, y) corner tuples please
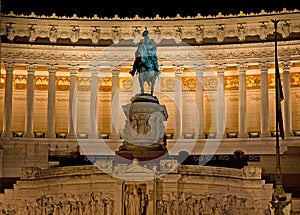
(182, 77), (196, 91)
(224, 76), (239, 90)
(246, 75), (260, 90)
(2, 10), (299, 46)
(119, 77), (133, 92)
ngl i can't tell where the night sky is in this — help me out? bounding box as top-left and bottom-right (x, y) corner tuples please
(1, 0), (299, 18)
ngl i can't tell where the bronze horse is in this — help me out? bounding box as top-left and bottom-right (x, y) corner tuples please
(129, 29), (160, 96)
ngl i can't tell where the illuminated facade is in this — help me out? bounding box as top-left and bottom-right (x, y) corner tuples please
(0, 8), (300, 213)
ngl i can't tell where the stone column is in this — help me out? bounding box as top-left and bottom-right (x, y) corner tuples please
(1, 62), (14, 138)
(237, 63), (248, 138)
(111, 67), (120, 139)
(46, 65), (57, 138)
(259, 62), (270, 137)
(281, 61), (292, 137)
(195, 64), (204, 139)
(174, 65), (183, 139)
(216, 64), (226, 138)
(89, 66), (99, 139)
(24, 64), (36, 138)
(67, 66), (78, 139)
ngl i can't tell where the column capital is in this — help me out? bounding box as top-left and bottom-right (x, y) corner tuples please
(194, 64), (205, 76)
(26, 64), (36, 74)
(216, 64), (226, 75)
(237, 63), (248, 73)
(259, 62), (269, 72)
(69, 65), (79, 75)
(280, 61), (291, 72)
(4, 62), (15, 73)
(174, 65), (184, 75)
(48, 64), (57, 74)
(112, 67), (120, 76)
(89, 65), (100, 75)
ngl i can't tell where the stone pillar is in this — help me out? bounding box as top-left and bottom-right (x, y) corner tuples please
(216, 64), (226, 138)
(89, 66), (99, 139)
(67, 66), (78, 139)
(195, 64), (204, 139)
(46, 65), (57, 138)
(24, 64), (36, 138)
(281, 61), (292, 137)
(174, 65), (183, 139)
(259, 62), (270, 137)
(111, 67), (120, 139)
(1, 62), (14, 138)
(237, 63), (248, 138)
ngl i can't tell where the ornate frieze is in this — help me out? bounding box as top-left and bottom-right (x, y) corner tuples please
(99, 77), (112, 92)
(161, 77), (175, 92)
(291, 72), (300, 87)
(203, 76), (217, 91)
(224, 75), (239, 90)
(119, 77), (133, 92)
(14, 75), (27, 90)
(246, 75), (260, 90)
(77, 77), (90, 91)
(182, 76), (196, 91)
(2, 9), (300, 46)
(35, 76), (49, 90)
(57, 77), (70, 91)
(0, 75), (5, 89)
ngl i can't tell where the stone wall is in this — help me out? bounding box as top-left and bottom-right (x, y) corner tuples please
(0, 163), (277, 214)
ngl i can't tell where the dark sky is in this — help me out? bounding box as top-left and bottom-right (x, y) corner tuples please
(1, 0), (299, 18)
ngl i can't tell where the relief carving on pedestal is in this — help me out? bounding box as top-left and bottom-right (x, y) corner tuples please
(0, 192), (114, 215)
(156, 191), (267, 215)
(124, 184), (147, 215)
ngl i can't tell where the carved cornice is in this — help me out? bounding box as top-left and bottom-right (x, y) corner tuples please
(1, 10), (300, 46)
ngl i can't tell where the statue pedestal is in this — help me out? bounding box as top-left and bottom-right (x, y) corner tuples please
(116, 93), (169, 163)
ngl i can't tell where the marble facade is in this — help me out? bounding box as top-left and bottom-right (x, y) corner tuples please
(0, 7), (300, 214)
(0, 162), (274, 215)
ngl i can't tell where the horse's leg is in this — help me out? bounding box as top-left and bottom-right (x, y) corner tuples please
(150, 74), (157, 96)
(139, 73), (145, 94)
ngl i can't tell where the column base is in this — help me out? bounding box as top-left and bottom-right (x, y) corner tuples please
(110, 134), (120, 140)
(196, 134), (205, 139)
(173, 134), (183, 140)
(23, 133), (34, 138)
(215, 133), (226, 139)
(238, 133), (248, 138)
(46, 133), (56, 139)
(67, 134), (77, 139)
(260, 133), (270, 138)
(88, 134), (99, 139)
(1, 132), (12, 138)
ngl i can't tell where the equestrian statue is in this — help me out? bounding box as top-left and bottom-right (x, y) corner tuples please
(129, 28), (161, 96)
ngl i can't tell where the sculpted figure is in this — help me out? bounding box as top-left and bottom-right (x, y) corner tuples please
(126, 186), (141, 215)
(129, 28), (161, 95)
(49, 25), (57, 43)
(28, 25), (36, 42)
(6, 23), (15, 41)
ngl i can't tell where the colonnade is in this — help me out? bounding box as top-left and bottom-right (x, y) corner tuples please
(0, 61), (293, 139)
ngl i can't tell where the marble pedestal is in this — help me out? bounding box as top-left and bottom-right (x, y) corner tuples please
(116, 94), (168, 162)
